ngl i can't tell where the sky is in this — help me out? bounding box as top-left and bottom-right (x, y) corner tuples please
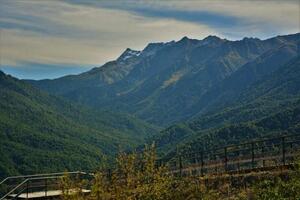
(0, 0), (299, 80)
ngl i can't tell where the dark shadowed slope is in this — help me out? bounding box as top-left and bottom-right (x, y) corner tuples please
(0, 71), (158, 178)
(153, 56), (300, 156)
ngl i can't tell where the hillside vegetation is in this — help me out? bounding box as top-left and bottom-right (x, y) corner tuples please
(29, 33), (300, 126)
(2, 33), (299, 180)
(154, 56), (300, 156)
(60, 146), (300, 200)
(0, 71), (158, 178)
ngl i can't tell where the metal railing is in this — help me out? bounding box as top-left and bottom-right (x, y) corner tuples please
(1, 133), (300, 199)
(167, 133), (300, 176)
(0, 171), (93, 200)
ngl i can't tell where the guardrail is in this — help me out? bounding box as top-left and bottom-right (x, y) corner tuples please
(167, 133), (300, 176)
(1, 133), (299, 199)
(0, 171), (93, 200)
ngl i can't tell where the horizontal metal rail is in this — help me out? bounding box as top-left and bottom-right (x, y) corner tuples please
(168, 133), (300, 177)
(1, 133), (299, 199)
(0, 172), (94, 200)
(0, 171), (90, 186)
(0, 176), (64, 200)
(184, 133), (300, 157)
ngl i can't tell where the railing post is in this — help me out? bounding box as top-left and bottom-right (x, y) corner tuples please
(193, 153), (197, 164)
(179, 155), (183, 177)
(192, 153), (197, 176)
(237, 150), (240, 171)
(282, 137), (286, 165)
(251, 142), (255, 169)
(173, 160), (176, 171)
(108, 168), (112, 181)
(26, 181), (29, 199)
(214, 154), (217, 173)
(262, 146), (265, 167)
(159, 159), (162, 167)
(45, 179), (47, 197)
(201, 151), (204, 176)
(224, 147), (228, 172)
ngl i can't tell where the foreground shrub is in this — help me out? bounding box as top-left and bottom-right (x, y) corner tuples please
(253, 161), (300, 200)
(60, 147), (300, 200)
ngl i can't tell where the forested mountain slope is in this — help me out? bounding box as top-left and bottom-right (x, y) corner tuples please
(21, 33), (300, 166)
(153, 56), (300, 156)
(29, 33), (300, 126)
(0, 71), (158, 178)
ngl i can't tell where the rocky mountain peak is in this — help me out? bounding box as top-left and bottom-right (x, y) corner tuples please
(141, 42), (171, 57)
(201, 35), (224, 45)
(117, 48), (141, 62)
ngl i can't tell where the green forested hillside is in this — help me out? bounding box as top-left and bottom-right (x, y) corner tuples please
(2, 34), (300, 179)
(159, 104), (300, 157)
(0, 71), (158, 178)
(154, 56), (300, 156)
(188, 41), (299, 115)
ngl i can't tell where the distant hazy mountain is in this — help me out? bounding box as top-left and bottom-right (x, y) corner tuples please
(29, 33), (300, 126)
(0, 71), (158, 178)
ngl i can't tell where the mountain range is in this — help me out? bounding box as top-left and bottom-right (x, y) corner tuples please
(1, 33), (299, 178)
(29, 33), (300, 126)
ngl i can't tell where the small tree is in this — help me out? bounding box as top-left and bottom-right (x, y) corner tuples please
(60, 173), (86, 200)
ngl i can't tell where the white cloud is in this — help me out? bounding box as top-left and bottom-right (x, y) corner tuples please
(0, 0), (298, 77)
(0, 0), (216, 68)
(129, 0), (299, 33)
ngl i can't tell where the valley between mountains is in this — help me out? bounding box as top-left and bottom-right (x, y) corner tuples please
(1, 33), (300, 178)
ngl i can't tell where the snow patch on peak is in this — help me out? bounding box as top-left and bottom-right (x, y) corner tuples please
(118, 48), (141, 61)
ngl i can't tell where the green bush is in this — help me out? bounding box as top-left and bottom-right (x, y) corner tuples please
(60, 149), (300, 200)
